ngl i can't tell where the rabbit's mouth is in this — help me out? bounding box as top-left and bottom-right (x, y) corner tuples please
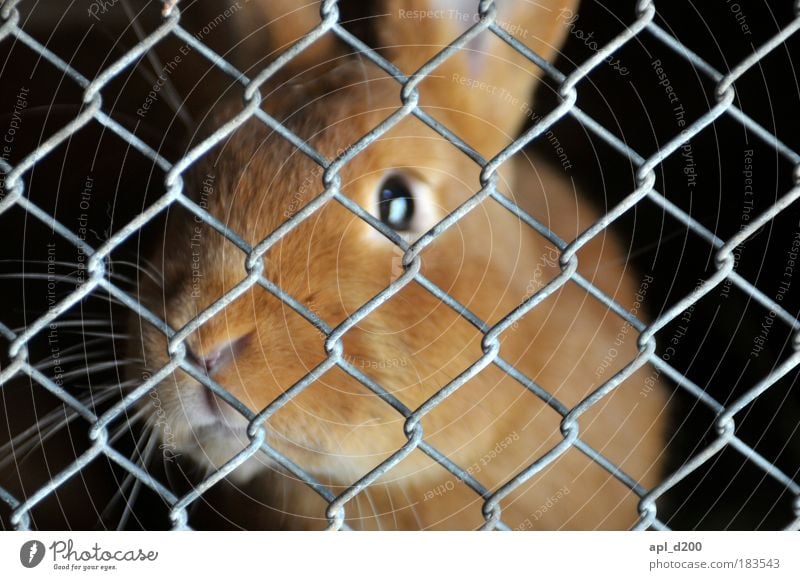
(185, 381), (250, 438)
(151, 382), (276, 482)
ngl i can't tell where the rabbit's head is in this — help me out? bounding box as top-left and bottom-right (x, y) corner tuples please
(131, 0), (578, 481)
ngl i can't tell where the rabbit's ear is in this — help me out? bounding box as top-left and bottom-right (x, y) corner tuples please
(373, 0), (578, 158)
(227, 0), (344, 83)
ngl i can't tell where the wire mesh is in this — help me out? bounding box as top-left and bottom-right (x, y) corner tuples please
(0, 0), (799, 530)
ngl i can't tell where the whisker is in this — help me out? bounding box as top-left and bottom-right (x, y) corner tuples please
(33, 337), (111, 362)
(5, 288), (128, 311)
(109, 259), (164, 289)
(0, 257), (165, 292)
(58, 331), (132, 340)
(117, 428), (158, 530)
(108, 410), (148, 446)
(47, 360), (137, 383)
(100, 470), (137, 529)
(0, 271), (132, 287)
(11, 320), (116, 334)
(138, 256), (163, 280)
(0, 259), (139, 286)
(32, 350), (115, 372)
(0, 272), (84, 285)
(99, 422), (153, 529)
(65, 294), (128, 309)
(0, 258), (81, 270)
(0, 258), (79, 265)
(0, 389), (120, 472)
(43, 320), (114, 329)
(70, 377), (141, 392)
(0, 411), (73, 463)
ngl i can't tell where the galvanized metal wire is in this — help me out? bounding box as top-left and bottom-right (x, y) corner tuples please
(1, 0), (799, 530)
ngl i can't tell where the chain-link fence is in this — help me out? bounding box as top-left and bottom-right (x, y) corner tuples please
(0, 0), (799, 530)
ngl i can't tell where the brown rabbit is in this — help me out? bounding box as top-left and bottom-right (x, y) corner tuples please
(132, 0), (668, 530)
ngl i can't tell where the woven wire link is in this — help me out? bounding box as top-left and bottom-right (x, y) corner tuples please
(0, 0), (799, 530)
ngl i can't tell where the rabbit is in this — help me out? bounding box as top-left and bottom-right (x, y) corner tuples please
(130, 0), (669, 530)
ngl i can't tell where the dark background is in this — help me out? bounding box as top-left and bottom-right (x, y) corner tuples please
(1, 0), (799, 529)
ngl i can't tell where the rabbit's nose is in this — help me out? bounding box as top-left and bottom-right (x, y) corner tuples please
(187, 333), (252, 376)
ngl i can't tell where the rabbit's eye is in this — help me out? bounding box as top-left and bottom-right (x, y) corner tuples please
(378, 176), (415, 231)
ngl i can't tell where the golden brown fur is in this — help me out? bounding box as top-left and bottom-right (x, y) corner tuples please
(131, 0), (668, 529)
